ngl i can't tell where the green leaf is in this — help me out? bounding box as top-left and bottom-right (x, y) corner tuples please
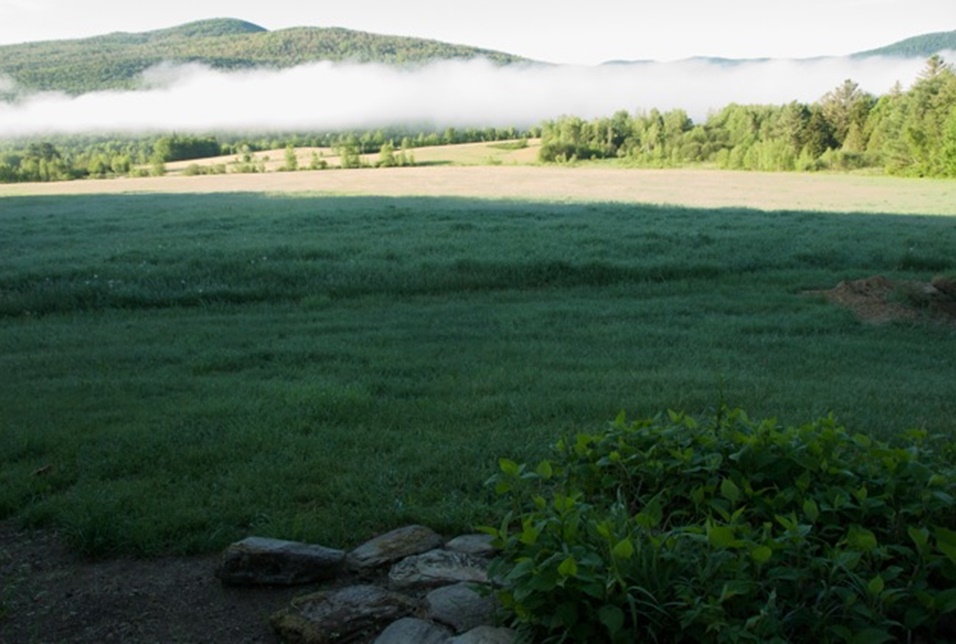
(707, 523), (744, 549)
(846, 525), (878, 552)
(935, 527), (956, 565)
(751, 544), (773, 565)
(802, 499), (820, 523)
(595, 521), (612, 539)
(720, 478), (742, 504)
(795, 470), (811, 491)
(557, 555), (578, 578)
(611, 538), (635, 560)
(519, 519), (540, 546)
(498, 458), (519, 476)
(553, 493), (577, 513)
(867, 575), (885, 596)
(934, 588), (956, 613)
(849, 628), (895, 644)
(635, 496), (663, 529)
(598, 605), (625, 636)
(908, 526), (930, 553)
(535, 460), (553, 480)
(719, 579), (751, 603)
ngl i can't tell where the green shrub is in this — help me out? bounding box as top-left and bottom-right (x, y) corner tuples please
(484, 408), (956, 643)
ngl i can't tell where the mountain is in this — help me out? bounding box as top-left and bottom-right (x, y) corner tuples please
(0, 18), (527, 96)
(2, 19), (953, 98)
(852, 29), (956, 58)
(602, 30), (956, 66)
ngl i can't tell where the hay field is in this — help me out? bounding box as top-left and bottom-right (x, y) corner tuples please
(159, 139), (539, 175)
(2, 164), (954, 215)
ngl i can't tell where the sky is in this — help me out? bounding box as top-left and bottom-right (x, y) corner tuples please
(0, 0), (953, 136)
(0, 0), (952, 64)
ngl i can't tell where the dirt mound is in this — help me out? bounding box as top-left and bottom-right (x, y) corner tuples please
(810, 275), (956, 325)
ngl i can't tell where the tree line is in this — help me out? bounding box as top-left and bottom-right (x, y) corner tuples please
(539, 56), (956, 177)
(0, 126), (530, 183)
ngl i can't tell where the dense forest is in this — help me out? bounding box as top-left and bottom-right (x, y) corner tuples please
(538, 56), (956, 178)
(0, 18), (526, 96)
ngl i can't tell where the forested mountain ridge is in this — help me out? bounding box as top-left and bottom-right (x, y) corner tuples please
(0, 17), (528, 95)
(853, 30), (956, 59)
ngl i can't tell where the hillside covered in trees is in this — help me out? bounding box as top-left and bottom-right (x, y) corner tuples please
(539, 56), (956, 178)
(0, 18), (527, 96)
(853, 29), (956, 59)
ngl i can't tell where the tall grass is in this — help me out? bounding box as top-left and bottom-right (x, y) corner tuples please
(1, 193), (954, 556)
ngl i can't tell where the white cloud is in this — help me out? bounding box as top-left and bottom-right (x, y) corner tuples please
(0, 55), (941, 137)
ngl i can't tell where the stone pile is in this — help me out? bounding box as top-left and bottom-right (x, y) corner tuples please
(216, 525), (516, 643)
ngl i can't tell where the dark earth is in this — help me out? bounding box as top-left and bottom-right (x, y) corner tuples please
(3, 276), (954, 644)
(0, 520), (309, 643)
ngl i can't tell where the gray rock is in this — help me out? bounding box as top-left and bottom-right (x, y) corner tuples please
(445, 534), (497, 557)
(216, 536), (344, 586)
(271, 585), (421, 644)
(374, 617), (453, 643)
(426, 582), (499, 633)
(448, 625), (517, 643)
(347, 525), (445, 572)
(389, 549), (489, 590)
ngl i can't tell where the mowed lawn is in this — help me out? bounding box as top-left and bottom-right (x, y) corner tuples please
(1, 183), (955, 556)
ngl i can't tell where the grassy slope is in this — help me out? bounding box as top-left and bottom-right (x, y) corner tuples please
(1, 193), (954, 556)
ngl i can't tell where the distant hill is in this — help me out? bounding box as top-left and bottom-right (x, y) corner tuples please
(603, 30), (956, 66)
(2, 19), (953, 98)
(0, 18), (527, 96)
(852, 29), (956, 58)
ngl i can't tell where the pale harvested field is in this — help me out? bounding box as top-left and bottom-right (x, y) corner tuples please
(2, 165), (954, 215)
(162, 140), (539, 175)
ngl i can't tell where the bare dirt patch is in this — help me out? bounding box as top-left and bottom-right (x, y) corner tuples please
(808, 275), (956, 326)
(0, 521), (310, 643)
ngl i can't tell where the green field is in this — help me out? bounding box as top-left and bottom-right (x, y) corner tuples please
(2, 191), (955, 557)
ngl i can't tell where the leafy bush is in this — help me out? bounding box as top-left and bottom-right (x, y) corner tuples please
(484, 408), (956, 642)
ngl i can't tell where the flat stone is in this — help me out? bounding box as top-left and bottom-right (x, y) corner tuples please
(445, 534), (497, 557)
(216, 536), (344, 586)
(347, 525), (445, 572)
(374, 617), (453, 643)
(271, 585), (421, 644)
(389, 549), (489, 590)
(426, 582), (498, 633)
(448, 625), (517, 643)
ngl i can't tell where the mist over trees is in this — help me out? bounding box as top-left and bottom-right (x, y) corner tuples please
(1, 57), (954, 182)
(538, 56), (956, 177)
